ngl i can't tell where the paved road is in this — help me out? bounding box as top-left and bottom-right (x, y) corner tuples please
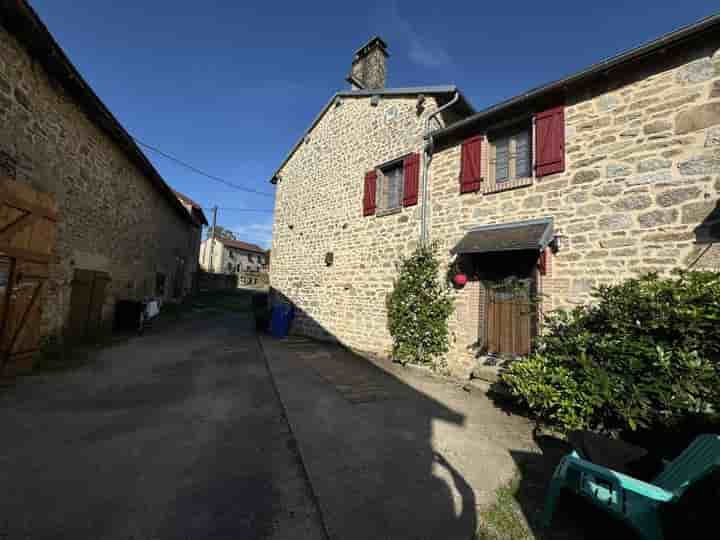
(0, 312), (325, 540)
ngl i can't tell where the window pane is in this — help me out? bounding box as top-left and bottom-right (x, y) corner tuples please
(385, 166), (403, 209)
(515, 130), (531, 178)
(495, 138), (509, 182)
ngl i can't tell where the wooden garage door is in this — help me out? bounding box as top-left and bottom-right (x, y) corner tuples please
(0, 177), (58, 376)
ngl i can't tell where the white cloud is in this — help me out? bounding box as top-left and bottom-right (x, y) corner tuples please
(230, 220), (273, 248)
(390, 1), (453, 68)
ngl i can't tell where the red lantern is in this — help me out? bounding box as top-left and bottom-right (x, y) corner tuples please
(453, 273), (468, 287)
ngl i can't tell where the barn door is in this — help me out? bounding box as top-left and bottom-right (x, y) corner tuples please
(67, 269), (110, 343)
(0, 177), (58, 375)
(485, 280), (533, 356)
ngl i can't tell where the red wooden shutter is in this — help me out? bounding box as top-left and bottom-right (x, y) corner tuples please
(363, 170), (377, 216)
(534, 106), (565, 177)
(460, 135), (482, 193)
(403, 153), (420, 207)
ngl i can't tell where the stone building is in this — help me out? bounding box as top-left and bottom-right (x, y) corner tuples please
(271, 17), (720, 379)
(199, 237), (268, 274)
(0, 1), (202, 362)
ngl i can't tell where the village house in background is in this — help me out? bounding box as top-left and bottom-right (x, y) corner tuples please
(269, 17), (720, 380)
(199, 237), (268, 275)
(0, 1), (203, 375)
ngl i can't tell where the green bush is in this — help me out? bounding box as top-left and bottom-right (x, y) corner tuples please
(387, 244), (454, 366)
(501, 271), (720, 433)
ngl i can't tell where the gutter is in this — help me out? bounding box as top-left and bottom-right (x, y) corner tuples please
(420, 91), (459, 246)
(432, 12), (720, 142)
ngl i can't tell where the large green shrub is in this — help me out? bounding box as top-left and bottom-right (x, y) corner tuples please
(502, 271), (720, 433)
(387, 244), (454, 366)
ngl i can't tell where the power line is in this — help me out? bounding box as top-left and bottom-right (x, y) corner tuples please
(215, 207), (274, 213)
(132, 137), (275, 198)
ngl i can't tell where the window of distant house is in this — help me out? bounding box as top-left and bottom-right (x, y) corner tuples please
(377, 161), (403, 214)
(227, 263), (233, 273)
(489, 123), (532, 185)
(248, 254), (254, 263)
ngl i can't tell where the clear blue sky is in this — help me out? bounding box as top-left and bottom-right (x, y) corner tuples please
(30, 0), (716, 248)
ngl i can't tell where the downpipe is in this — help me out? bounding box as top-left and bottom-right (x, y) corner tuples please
(420, 91), (459, 247)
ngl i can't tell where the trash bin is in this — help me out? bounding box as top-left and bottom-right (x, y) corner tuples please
(270, 304), (294, 338)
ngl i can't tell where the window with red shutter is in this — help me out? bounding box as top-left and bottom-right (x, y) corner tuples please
(363, 170), (377, 216)
(403, 153), (420, 207)
(534, 106), (565, 177)
(459, 135), (482, 193)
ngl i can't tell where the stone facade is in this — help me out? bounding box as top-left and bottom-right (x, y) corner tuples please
(0, 23), (200, 340)
(272, 33), (720, 378)
(270, 92), (456, 344)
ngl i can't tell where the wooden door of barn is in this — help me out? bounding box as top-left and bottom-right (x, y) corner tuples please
(0, 178), (58, 376)
(485, 280), (533, 356)
(67, 269), (110, 343)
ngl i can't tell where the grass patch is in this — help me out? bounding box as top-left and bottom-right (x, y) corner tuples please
(476, 472), (534, 540)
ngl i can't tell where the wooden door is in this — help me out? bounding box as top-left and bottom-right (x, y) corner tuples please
(67, 269), (110, 343)
(0, 177), (58, 375)
(486, 281), (532, 356)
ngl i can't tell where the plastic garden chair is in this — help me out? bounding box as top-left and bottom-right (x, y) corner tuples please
(542, 434), (720, 540)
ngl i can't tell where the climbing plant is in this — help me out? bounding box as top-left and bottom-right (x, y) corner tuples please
(387, 243), (454, 366)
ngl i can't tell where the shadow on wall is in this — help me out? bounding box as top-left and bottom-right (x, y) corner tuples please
(266, 287), (478, 539)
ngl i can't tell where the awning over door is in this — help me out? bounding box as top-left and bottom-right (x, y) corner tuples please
(451, 218), (554, 255)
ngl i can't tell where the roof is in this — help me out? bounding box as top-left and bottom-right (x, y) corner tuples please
(217, 238), (266, 254)
(174, 190), (209, 226)
(269, 86), (474, 184)
(0, 0), (195, 227)
(433, 13), (720, 142)
(451, 218), (554, 255)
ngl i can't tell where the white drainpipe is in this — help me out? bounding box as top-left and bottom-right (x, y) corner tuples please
(420, 92), (460, 247)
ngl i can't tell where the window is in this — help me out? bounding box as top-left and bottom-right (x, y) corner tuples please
(377, 162), (404, 213)
(491, 126), (532, 184)
(248, 254), (254, 263)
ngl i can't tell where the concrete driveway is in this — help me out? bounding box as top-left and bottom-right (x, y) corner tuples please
(0, 311), (325, 540)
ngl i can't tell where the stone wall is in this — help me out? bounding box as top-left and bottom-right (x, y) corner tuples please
(271, 39), (720, 379)
(0, 25), (200, 340)
(271, 94), (449, 346)
(431, 40), (720, 377)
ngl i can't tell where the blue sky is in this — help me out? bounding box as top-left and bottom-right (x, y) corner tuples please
(30, 0), (716, 247)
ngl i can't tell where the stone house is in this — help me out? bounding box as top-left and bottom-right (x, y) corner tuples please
(199, 237), (268, 274)
(273, 16), (720, 380)
(0, 1), (202, 372)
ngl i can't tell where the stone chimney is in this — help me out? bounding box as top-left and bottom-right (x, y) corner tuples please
(346, 37), (388, 90)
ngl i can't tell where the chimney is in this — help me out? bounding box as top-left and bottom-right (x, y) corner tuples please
(346, 37), (388, 91)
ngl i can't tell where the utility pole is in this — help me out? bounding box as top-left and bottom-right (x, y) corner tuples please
(208, 206), (218, 273)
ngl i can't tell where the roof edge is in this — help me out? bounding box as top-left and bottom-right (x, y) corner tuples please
(433, 12), (720, 141)
(269, 86), (474, 184)
(0, 0), (196, 227)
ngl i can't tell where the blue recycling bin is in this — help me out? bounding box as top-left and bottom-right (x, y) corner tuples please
(270, 304), (294, 338)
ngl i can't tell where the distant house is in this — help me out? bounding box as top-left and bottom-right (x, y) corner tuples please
(0, 1), (201, 374)
(269, 18), (720, 379)
(199, 238), (268, 274)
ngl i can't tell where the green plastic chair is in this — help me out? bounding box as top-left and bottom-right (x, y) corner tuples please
(543, 434), (720, 540)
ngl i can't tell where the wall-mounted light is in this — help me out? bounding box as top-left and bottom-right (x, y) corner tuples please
(549, 234), (566, 254)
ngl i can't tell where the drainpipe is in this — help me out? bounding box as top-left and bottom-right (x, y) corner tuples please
(420, 92), (459, 247)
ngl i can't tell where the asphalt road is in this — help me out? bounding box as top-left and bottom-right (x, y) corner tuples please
(0, 311), (325, 540)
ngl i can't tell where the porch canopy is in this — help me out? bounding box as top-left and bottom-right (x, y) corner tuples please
(450, 217), (554, 255)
